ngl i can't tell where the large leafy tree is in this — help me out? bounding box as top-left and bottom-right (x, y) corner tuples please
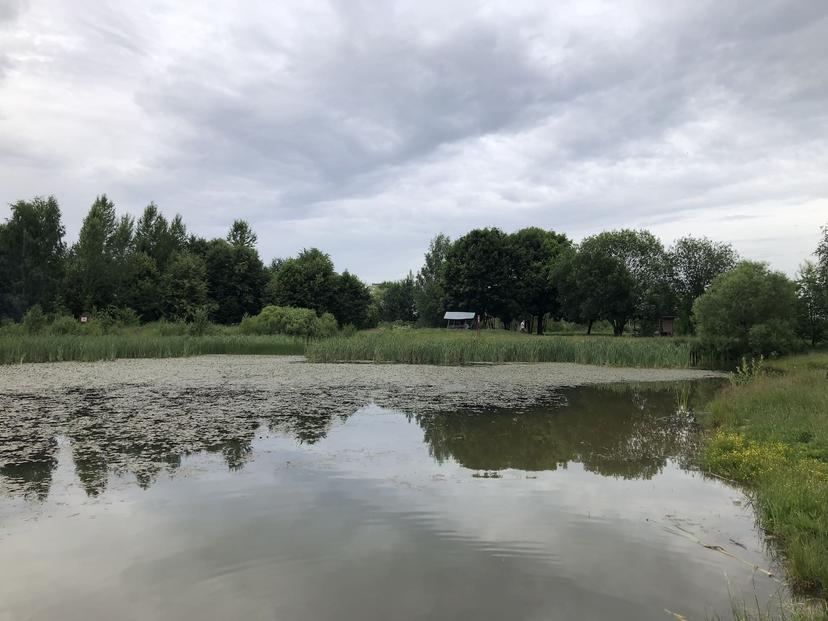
(266, 248), (337, 315)
(0, 196), (66, 319)
(796, 261), (827, 346)
(572, 230), (670, 335)
(227, 219), (258, 248)
(414, 233), (451, 327)
(509, 227), (571, 334)
(204, 237), (268, 324)
(443, 228), (517, 326)
(668, 236), (738, 333)
(693, 261), (799, 356)
(331, 271), (373, 328)
(65, 195), (134, 313)
(162, 252), (209, 321)
(376, 274), (417, 323)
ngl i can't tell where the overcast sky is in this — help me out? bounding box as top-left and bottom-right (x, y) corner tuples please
(1, 0), (826, 282)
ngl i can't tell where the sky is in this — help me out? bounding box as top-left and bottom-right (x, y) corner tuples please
(0, 0), (826, 282)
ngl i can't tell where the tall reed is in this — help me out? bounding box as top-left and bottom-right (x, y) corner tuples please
(306, 330), (697, 368)
(0, 335), (305, 364)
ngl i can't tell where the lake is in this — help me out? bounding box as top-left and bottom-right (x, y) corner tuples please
(0, 357), (782, 620)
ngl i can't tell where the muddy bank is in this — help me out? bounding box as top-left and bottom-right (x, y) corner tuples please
(0, 356), (721, 497)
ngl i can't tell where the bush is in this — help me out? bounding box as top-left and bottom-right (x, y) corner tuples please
(188, 306), (213, 336)
(49, 315), (81, 336)
(22, 305), (48, 334)
(239, 305), (337, 339)
(694, 261), (801, 358)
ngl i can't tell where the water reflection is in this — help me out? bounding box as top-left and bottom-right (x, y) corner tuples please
(0, 380), (720, 500)
(418, 382), (717, 478)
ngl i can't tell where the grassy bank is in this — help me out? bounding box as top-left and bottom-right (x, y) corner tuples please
(0, 334), (305, 364)
(306, 329), (698, 368)
(701, 352), (828, 600)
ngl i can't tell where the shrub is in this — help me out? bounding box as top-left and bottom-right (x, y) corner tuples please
(188, 306), (213, 336)
(22, 305), (48, 334)
(49, 315), (81, 336)
(239, 305), (336, 339)
(748, 319), (802, 356)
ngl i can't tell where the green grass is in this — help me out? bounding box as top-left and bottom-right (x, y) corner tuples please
(306, 328), (700, 368)
(0, 334), (305, 364)
(700, 353), (828, 599)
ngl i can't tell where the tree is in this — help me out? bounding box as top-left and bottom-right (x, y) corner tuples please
(204, 238), (268, 324)
(376, 274), (417, 323)
(816, 224), (828, 275)
(332, 271), (373, 328)
(668, 236), (737, 333)
(64, 195), (133, 313)
(693, 261), (800, 356)
(558, 247), (634, 335)
(796, 261), (827, 346)
(162, 252), (209, 321)
(0, 196), (66, 319)
(414, 233), (451, 327)
(443, 228), (517, 327)
(266, 248), (337, 314)
(227, 219), (258, 248)
(569, 230), (670, 335)
(133, 203), (186, 271)
(509, 227), (571, 334)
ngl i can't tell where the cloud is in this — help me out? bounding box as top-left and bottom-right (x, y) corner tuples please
(0, 0), (826, 280)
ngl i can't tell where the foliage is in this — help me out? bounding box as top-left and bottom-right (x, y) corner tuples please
(0, 334), (304, 364)
(0, 196), (66, 319)
(162, 252), (209, 321)
(668, 236), (738, 334)
(701, 361), (828, 597)
(694, 261), (801, 357)
(239, 305), (337, 339)
(443, 228), (517, 325)
(266, 248), (337, 314)
(332, 271), (373, 328)
(797, 261), (828, 346)
(203, 238), (267, 324)
(729, 356), (765, 386)
(306, 329), (696, 367)
(374, 274), (417, 323)
(414, 233), (451, 327)
(227, 219), (257, 248)
(21, 304), (48, 334)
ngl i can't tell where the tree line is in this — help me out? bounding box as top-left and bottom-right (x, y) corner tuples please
(1, 195), (826, 354)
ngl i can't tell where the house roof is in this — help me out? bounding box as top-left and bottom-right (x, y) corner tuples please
(444, 311), (476, 320)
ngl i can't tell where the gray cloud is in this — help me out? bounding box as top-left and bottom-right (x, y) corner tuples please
(0, 0), (826, 280)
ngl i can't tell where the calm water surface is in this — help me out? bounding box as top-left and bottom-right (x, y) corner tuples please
(0, 379), (782, 620)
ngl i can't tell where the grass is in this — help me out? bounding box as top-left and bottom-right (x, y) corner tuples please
(700, 352), (828, 600)
(0, 334), (305, 364)
(305, 328), (701, 368)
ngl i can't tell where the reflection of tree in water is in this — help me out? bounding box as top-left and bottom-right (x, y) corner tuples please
(418, 382), (717, 479)
(0, 437), (58, 501)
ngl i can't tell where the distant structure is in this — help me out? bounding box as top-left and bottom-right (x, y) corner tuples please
(444, 311), (476, 329)
(659, 315), (676, 337)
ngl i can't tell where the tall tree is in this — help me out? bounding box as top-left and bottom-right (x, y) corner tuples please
(443, 228), (517, 327)
(162, 252), (209, 321)
(510, 228), (571, 334)
(693, 261), (799, 356)
(796, 261), (827, 346)
(668, 236), (737, 333)
(227, 219), (258, 248)
(332, 271), (373, 328)
(0, 196), (66, 319)
(376, 274), (417, 323)
(65, 195), (133, 313)
(205, 239), (268, 324)
(266, 248), (337, 315)
(414, 233), (451, 327)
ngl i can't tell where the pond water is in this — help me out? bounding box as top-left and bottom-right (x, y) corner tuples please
(0, 360), (783, 620)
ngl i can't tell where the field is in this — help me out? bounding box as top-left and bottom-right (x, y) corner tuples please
(701, 351), (828, 599)
(306, 328), (701, 368)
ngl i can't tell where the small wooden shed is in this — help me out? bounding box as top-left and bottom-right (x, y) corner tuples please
(444, 311), (476, 329)
(659, 316), (676, 337)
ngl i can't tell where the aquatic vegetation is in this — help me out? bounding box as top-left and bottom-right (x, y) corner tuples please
(0, 334), (305, 364)
(306, 329), (701, 368)
(701, 362), (828, 598)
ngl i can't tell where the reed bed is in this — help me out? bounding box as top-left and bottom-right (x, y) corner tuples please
(306, 330), (697, 368)
(0, 334), (305, 364)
